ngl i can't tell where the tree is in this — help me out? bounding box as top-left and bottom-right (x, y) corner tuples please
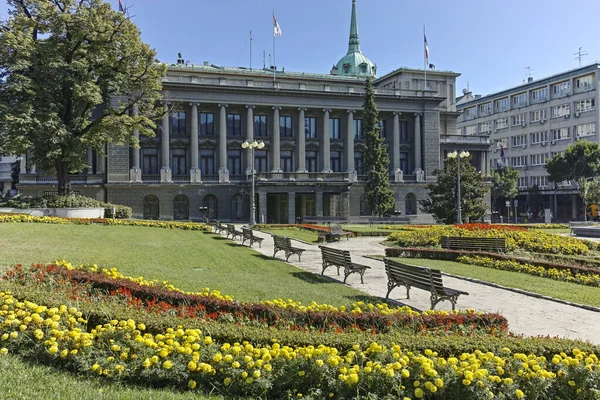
(545, 140), (600, 220)
(362, 77), (394, 217)
(420, 155), (487, 224)
(490, 166), (519, 211)
(0, 0), (166, 195)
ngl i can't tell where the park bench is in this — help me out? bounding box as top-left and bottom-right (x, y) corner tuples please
(272, 235), (305, 261)
(319, 246), (371, 284)
(383, 258), (468, 311)
(440, 236), (506, 252)
(329, 224), (351, 241)
(569, 221), (595, 235)
(241, 227), (264, 248)
(226, 224), (243, 240)
(303, 216), (347, 225)
(213, 221), (227, 234)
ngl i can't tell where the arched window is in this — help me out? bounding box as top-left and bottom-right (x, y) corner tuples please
(359, 193), (370, 216)
(405, 193), (417, 216)
(343, 63), (350, 74)
(143, 195), (159, 220)
(360, 63), (367, 74)
(173, 195), (189, 221)
(231, 194), (246, 221)
(203, 195), (218, 220)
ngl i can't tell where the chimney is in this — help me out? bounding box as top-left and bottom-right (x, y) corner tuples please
(203, 61), (210, 66)
(527, 77), (534, 83)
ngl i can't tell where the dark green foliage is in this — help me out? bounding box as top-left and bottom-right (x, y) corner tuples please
(361, 78), (395, 217)
(420, 155), (488, 224)
(491, 166), (519, 209)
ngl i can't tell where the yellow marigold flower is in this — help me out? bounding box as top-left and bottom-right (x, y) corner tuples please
(434, 378), (444, 388)
(0, 348), (7, 355)
(253, 370), (261, 378)
(224, 377), (231, 385)
(204, 336), (212, 345)
(241, 371), (248, 379)
(60, 349), (68, 358)
(462, 379), (471, 386)
(1, 334), (8, 341)
(162, 361), (173, 369)
(568, 380), (576, 387)
(232, 361), (240, 369)
(188, 380), (197, 389)
(515, 389), (524, 399)
(414, 388), (424, 398)
(48, 345), (58, 354)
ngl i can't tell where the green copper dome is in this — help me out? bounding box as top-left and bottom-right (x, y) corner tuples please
(333, 0), (376, 78)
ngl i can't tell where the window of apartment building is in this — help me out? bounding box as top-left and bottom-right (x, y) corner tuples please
(456, 128), (462, 135)
(530, 153), (547, 166)
(353, 119), (363, 139)
(479, 122), (491, 133)
(496, 117), (509, 130)
(306, 151), (318, 172)
(530, 109), (547, 122)
(512, 92), (527, 107)
(354, 152), (364, 175)
(400, 121), (408, 141)
(305, 117), (317, 139)
(199, 113), (214, 136)
(576, 98), (595, 113)
(330, 151), (342, 172)
(551, 104), (570, 118)
(575, 74), (594, 91)
(142, 148), (159, 174)
(280, 151), (293, 172)
(478, 103), (492, 115)
(531, 87), (548, 102)
(329, 118), (341, 139)
(531, 131), (548, 144)
(495, 138), (508, 149)
(254, 150), (268, 172)
(552, 81), (571, 96)
(400, 152), (409, 172)
(495, 97), (509, 111)
(576, 123), (596, 138)
(552, 127), (570, 141)
(254, 115), (268, 137)
(171, 148), (187, 175)
(512, 134), (527, 147)
(171, 112), (186, 135)
(512, 113), (527, 126)
(280, 116), (293, 138)
(377, 120), (386, 138)
(227, 113), (241, 136)
(530, 176), (548, 188)
(464, 107), (476, 119)
(227, 150), (242, 176)
(517, 177), (528, 188)
(200, 150), (215, 176)
(465, 125), (477, 135)
(511, 156), (527, 168)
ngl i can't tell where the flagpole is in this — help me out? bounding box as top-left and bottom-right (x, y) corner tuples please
(273, 11), (276, 83)
(423, 25), (427, 92)
(250, 30), (252, 70)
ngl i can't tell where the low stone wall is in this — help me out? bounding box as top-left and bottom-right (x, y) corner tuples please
(0, 207), (105, 219)
(571, 227), (600, 238)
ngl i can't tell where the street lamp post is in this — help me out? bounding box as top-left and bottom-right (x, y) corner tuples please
(505, 200), (511, 224)
(513, 198), (519, 224)
(241, 140), (265, 225)
(447, 150), (470, 224)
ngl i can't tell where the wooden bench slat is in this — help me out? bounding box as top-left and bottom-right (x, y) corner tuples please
(272, 235), (305, 261)
(440, 236), (506, 252)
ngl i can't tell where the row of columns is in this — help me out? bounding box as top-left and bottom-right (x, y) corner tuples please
(128, 103), (425, 183)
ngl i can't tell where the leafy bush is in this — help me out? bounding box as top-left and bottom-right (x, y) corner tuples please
(103, 204), (133, 219)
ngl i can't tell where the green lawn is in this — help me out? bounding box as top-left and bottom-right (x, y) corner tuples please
(260, 226), (321, 243)
(389, 257), (600, 308)
(536, 228), (571, 235)
(0, 223), (368, 306)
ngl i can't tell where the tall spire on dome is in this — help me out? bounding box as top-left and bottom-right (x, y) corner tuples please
(347, 0), (360, 55)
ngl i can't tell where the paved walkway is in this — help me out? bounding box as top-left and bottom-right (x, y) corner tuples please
(229, 227), (600, 345)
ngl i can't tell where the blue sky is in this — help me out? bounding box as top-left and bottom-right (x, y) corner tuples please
(3, 0), (600, 96)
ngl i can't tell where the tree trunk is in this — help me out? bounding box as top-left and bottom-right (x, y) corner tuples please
(55, 157), (72, 196)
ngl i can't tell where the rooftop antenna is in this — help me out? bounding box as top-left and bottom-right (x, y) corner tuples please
(574, 47), (588, 67)
(249, 30), (252, 70)
(263, 51), (266, 69)
(525, 66), (533, 78)
(466, 81), (470, 92)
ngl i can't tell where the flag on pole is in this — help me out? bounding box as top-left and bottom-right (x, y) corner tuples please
(273, 14), (282, 36)
(500, 144), (506, 166)
(424, 32), (429, 63)
(118, 0), (125, 13)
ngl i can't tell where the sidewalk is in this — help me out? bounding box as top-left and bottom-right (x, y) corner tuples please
(230, 227), (600, 345)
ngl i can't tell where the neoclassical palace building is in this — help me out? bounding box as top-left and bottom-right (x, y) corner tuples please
(17, 1), (484, 223)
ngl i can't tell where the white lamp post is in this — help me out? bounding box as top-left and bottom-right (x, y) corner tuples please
(505, 200), (511, 224)
(447, 150), (470, 224)
(241, 140), (265, 225)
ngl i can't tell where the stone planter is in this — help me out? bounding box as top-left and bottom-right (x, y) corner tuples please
(0, 207), (105, 219)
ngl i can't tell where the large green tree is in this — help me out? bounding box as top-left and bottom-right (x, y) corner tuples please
(0, 0), (166, 194)
(361, 77), (394, 217)
(545, 140), (600, 220)
(490, 166), (519, 211)
(420, 155), (487, 224)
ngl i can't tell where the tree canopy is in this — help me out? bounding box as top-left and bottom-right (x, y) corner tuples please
(490, 166), (519, 209)
(0, 0), (166, 194)
(361, 77), (394, 217)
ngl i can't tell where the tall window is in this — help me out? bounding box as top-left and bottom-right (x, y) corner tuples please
(378, 120), (387, 138)
(142, 148), (158, 174)
(354, 152), (363, 175)
(551, 104), (570, 118)
(306, 151), (318, 172)
(199, 113), (214, 136)
(171, 112), (186, 135)
(329, 118), (341, 139)
(399, 121), (409, 141)
(227, 114), (241, 137)
(330, 151), (341, 172)
(200, 150), (215, 176)
(576, 123), (596, 138)
(400, 152), (409, 172)
(254, 150), (268, 172)
(305, 117), (317, 139)
(280, 116), (293, 137)
(254, 115), (268, 137)
(227, 150), (242, 175)
(171, 149), (187, 175)
(353, 119), (363, 139)
(512, 93), (527, 107)
(576, 99), (595, 113)
(495, 98), (509, 111)
(465, 125), (477, 135)
(280, 151), (293, 172)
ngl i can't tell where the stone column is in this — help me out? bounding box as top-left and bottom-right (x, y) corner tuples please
(316, 191), (323, 217)
(19, 154), (26, 174)
(245, 105), (255, 174)
(422, 111), (440, 182)
(297, 108), (307, 172)
(190, 103), (201, 182)
(346, 110), (355, 172)
(96, 150), (104, 174)
(342, 191), (350, 220)
(160, 104), (172, 182)
(271, 106), (282, 172)
(258, 191), (267, 224)
(572, 194), (578, 220)
(288, 191), (296, 224)
(480, 151), (486, 175)
(392, 112), (401, 181)
(218, 104), (229, 182)
(129, 105), (142, 182)
(87, 148), (95, 175)
(414, 113), (422, 172)
(321, 109), (332, 172)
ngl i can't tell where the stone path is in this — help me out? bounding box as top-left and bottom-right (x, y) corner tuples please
(228, 227), (600, 345)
